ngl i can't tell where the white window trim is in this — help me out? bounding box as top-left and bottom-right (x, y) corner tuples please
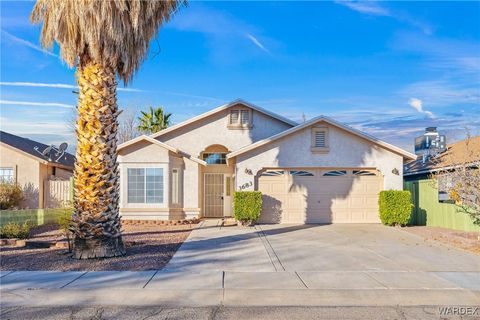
(228, 108), (253, 129)
(0, 167), (14, 183)
(120, 163), (169, 209)
(311, 126), (329, 153)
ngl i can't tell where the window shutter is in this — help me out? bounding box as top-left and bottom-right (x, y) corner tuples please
(240, 110), (249, 125)
(314, 131), (326, 147)
(230, 110), (239, 124)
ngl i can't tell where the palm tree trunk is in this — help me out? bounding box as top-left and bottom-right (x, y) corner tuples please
(72, 62), (126, 259)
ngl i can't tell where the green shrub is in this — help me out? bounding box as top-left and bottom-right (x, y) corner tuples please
(379, 190), (413, 226)
(233, 191), (263, 224)
(0, 183), (23, 210)
(0, 222), (32, 239)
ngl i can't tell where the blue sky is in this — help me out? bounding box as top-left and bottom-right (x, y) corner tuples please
(1, 1), (479, 153)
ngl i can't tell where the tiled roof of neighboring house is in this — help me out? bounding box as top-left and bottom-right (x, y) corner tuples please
(0, 131), (75, 169)
(404, 135), (480, 176)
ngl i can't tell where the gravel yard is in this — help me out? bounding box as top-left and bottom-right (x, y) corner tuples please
(403, 226), (480, 255)
(0, 223), (196, 271)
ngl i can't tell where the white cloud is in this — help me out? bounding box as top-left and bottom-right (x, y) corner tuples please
(335, 1), (390, 16)
(1, 29), (57, 57)
(0, 81), (143, 92)
(408, 98), (434, 118)
(246, 34), (271, 54)
(0, 100), (74, 109)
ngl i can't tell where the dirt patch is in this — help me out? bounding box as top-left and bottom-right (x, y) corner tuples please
(403, 226), (480, 255)
(0, 223), (196, 271)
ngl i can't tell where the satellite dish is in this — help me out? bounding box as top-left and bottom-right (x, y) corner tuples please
(41, 146), (53, 156)
(58, 143), (68, 153)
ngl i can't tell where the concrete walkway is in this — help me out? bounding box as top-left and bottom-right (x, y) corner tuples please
(1, 220), (479, 307)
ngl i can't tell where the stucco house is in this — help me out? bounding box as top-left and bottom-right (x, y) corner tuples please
(0, 131), (74, 209)
(118, 99), (416, 224)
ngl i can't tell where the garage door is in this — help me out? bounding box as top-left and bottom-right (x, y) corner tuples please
(258, 168), (383, 224)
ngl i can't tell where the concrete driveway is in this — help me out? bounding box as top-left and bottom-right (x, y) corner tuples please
(166, 220), (480, 273)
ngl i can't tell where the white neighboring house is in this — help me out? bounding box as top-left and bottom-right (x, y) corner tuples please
(118, 99), (416, 224)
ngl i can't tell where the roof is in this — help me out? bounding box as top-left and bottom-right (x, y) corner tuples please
(404, 135), (480, 176)
(150, 99), (297, 139)
(0, 131), (75, 169)
(117, 135), (207, 166)
(227, 115), (417, 160)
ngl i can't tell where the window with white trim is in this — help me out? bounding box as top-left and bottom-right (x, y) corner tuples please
(323, 170), (347, 176)
(229, 109), (251, 128)
(261, 170), (284, 176)
(172, 169), (179, 204)
(0, 168), (13, 183)
(127, 168), (164, 203)
(290, 170), (314, 176)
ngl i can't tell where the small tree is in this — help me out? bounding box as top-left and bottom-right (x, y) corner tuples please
(137, 106), (172, 134)
(57, 200), (74, 253)
(0, 182), (23, 210)
(432, 132), (480, 225)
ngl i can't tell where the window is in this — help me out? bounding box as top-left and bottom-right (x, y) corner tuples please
(172, 169), (179, 204)
(353, 170), (376, 176)
(0, 168), (13, 183)
(261, 170), (284, 176)
(290, 170), (314, 176)
(229, 109), (251, 127)
(323, 170), (347, 176)
(203, 153), (227, 165)
(127, 168), (164, 203)
(311, 127), (329, 153)
(230, 110), (239, 124)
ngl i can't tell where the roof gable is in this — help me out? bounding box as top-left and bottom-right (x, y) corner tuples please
(228, 116), (416, 160)
(0, 131), (75, 168)
(117, 135), (206, 166)
(150, 99), (297, 139)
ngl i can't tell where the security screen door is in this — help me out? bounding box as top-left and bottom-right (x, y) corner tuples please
(204, 173), (224, 217)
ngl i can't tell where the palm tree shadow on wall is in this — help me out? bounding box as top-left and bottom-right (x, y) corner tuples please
(21, 183), (39, 209)
(252, 130), (383, 224)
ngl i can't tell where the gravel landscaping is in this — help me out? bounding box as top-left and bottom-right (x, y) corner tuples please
(0, 222), (197, 271)
(403, 226), (480, 255)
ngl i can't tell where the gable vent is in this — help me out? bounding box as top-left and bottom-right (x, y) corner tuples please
(314, 131), (326, 147)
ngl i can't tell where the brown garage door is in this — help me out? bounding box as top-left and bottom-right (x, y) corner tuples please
(258, 168), (383, 224)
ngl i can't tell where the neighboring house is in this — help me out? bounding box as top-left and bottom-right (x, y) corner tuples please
(0, 131), (75, 209)
(404, 135), (480, 231)
(118, 99), (416, 224)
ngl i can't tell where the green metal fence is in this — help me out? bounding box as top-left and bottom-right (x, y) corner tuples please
(404, 179), (479, 232)
(0, 208), (71, 227)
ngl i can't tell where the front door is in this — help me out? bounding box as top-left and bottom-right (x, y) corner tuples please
(204, 173), (224, 217)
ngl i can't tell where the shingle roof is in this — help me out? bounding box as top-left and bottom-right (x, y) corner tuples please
(404, 136), (480, 176)
(0, 131), (75, 168)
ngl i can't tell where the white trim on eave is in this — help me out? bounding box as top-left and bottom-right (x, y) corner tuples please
(227, 115), (417, 161)
(149, 99), (297, 139)
(117, 135), (207, 166)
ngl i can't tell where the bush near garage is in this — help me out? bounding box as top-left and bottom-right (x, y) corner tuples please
(234, 191), (263, 225)
(379, 190), (413, 226)
(0, 182), (23, 210)
(0, 221), (32, 239)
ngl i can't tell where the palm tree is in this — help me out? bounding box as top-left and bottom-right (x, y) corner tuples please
(137, 106), (172, 134)
(31, 0), (185, 259)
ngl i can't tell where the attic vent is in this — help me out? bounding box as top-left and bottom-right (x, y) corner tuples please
(314, 131), (326, 147)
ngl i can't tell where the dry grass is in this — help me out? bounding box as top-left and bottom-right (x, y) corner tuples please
(0, 223), (196, 271)
(404, 226), (480, 255)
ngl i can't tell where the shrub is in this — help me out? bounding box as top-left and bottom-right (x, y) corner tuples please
(57, 205), (74, 252)
(233, 191), (263, 224)
(0, 222), (32, 239)
(379, 190), (413, 226)
(0, 183), (23, 210)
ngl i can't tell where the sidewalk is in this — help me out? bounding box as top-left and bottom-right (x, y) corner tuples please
(1, 269), (479, 307)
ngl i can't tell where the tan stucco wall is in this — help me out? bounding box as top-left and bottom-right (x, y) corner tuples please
(118, 140), (201, 220)
(0, 144), (42, 208)
(157, 105), (293, 157)
(234, 122), (405, 192)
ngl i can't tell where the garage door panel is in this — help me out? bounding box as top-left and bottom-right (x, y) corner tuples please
(259, 168), (382, 224)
